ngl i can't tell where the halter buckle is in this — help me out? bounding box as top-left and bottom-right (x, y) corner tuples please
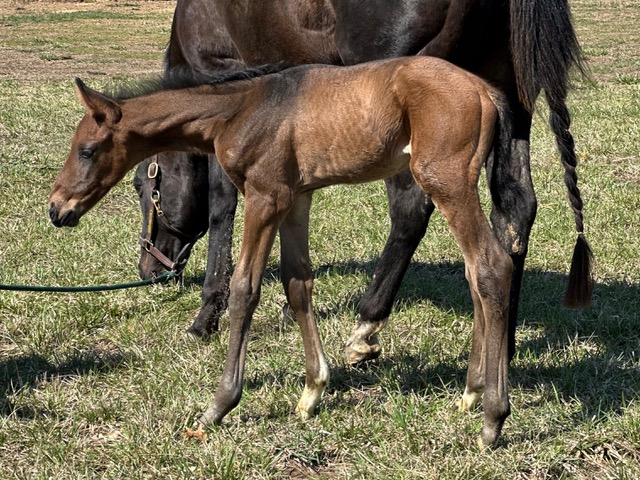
(148, 161), (159, 179)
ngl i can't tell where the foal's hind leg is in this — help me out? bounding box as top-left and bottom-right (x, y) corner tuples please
(279, 193), (330, 419)
(188, 154), (238, 337)
(344, 169), (435, 364)
(434, 193), (512, 446)
(411, 149), (512, 446)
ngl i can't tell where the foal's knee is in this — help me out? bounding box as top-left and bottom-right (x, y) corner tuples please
(228, 274), (261, 315)
(283, 276), (313, 313)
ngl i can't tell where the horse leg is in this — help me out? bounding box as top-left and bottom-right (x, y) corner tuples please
(279, 193), (330, 419)
(427, 187), (511, 446)
(486, 105), (536, 361)
(199, 188), (283, 426)
(410, 128), (512, 446)
(187, 155), (238, 338)
(343, 169), (435, 364)
(460, 228), (512, 447)
(456, 281), (486, 412)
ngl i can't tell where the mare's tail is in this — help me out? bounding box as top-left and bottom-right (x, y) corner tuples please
(510, 0), (593, 307)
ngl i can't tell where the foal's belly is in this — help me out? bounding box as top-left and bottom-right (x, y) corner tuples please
(297, 137), (412, 190)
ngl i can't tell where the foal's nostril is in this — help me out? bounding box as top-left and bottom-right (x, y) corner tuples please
(49, 203), (62, 227)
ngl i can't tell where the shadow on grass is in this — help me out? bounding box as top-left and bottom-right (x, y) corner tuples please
(0, 349), (137, 419)
(237, 258), (639, 438)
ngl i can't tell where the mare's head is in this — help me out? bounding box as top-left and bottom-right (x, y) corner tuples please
(134, 153), (209, 279)
(49, 78), (134, 228)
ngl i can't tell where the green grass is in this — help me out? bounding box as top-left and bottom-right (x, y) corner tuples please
(1, 1), (639, 478)
(1, 11), (145, 25)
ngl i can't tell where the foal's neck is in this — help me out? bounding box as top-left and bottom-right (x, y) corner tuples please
(121, 86), (251, 157)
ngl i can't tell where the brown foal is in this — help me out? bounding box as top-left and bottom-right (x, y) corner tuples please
(48, 56), (550, 446)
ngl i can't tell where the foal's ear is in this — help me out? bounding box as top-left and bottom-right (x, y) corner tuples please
(74, 78), (122, 126)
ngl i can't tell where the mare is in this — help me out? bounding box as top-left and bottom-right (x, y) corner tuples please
(49, 57), (551, 445)
(133, 0), (592, 365)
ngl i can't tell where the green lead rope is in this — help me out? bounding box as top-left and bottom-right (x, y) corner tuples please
(0, 270), (176, 292)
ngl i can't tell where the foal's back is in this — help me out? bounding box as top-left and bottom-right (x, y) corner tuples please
(219, 57), (499, 192)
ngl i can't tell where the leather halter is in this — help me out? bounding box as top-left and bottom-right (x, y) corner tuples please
(139, 155), (205, 274)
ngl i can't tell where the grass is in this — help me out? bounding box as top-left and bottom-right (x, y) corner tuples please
(1, 1), (639, 478)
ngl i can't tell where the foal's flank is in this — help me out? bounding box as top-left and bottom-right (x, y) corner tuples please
(49, 57), (523, 445)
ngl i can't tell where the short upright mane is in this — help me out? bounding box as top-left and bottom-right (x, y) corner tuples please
(105, 62), (292, 100)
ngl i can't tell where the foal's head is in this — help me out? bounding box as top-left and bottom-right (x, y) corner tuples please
(48, 78), (132, 228)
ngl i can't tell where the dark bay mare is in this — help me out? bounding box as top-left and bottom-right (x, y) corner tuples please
(46, 57), (565, 446)
(133, 0), (592, 365)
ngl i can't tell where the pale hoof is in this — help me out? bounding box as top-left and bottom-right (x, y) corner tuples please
(295, 403), (313, 421)
(455, 389), (482, 412)
(343, 337), (382, 365)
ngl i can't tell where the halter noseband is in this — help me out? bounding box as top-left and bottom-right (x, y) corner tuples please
(139, 155), (205, 274)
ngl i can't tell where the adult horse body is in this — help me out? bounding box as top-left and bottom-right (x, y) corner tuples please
(50, 57), (516, 445)
(135, 0), (591, 363)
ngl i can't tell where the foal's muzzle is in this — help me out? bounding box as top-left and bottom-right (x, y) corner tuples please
(49, 203), (79, 228)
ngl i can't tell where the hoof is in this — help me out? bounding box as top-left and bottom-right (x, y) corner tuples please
(295, 405), (313, 421)
(477, 435), (488, 449)
(186, 322), (218, 340)
(479, 426), (501, 448)
(343, 337), (382, 365)
(455, 389), (482, 413)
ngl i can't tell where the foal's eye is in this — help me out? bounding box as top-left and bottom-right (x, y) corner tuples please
(79, 147), (96, 160)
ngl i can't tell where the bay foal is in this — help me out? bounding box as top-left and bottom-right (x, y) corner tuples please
(50, 57), (527, 445)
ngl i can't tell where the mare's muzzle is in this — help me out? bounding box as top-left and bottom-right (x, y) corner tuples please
(138, 155), (205, 279)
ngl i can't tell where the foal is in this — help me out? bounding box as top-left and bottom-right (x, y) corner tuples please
(49, 57), (516, 446)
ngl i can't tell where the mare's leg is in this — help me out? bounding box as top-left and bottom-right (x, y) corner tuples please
(486, 103), (537, 361)
(187, 155), (238, 337)
(344, 169), (435, 364)
(279, 193), (330, 419)
(199, 188), (285, 426)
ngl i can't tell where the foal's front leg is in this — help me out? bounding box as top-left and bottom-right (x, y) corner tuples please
(279, 193), (330, 419)
(199, 189), (284, 427)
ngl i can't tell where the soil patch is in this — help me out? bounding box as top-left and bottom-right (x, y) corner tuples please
(1, 0), (175, 82)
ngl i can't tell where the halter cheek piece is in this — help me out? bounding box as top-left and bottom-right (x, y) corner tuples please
(139, 155), (205, 274)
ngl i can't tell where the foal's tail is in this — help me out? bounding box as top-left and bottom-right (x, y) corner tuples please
(510, 0), (593, 307)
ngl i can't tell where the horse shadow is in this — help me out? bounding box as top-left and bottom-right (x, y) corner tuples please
(242, 258), (639, 438)
(0, 349), (136, 419)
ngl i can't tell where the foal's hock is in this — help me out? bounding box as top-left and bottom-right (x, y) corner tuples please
(47, 57), (577, 446)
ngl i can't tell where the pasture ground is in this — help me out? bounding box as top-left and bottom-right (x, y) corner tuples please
(1, 1), (639, 478)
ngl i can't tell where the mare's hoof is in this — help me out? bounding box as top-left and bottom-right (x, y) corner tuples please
(478, 427), (501, 449)
(343, 337), (382, 365)
(186, 322), (218, 340)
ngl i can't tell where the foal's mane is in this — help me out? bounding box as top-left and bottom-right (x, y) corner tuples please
(105, 62), (292, 100)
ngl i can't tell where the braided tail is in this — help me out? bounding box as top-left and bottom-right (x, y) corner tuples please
(546, 92), (593, 307)
(510, 0), (592, 307)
